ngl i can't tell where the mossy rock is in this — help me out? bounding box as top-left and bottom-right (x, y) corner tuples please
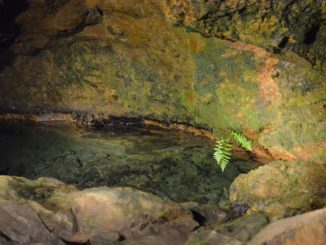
(0, 0), (325, 159)
(230, 160), (326, 218)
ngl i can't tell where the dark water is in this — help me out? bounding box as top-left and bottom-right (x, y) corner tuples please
(0, 121), (258, 206)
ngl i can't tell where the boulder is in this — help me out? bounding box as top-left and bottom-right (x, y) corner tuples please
(186, 213), (268, 245)
(0, 176), (78, 208)
(122, 215), (198, 245)
(69, 187), (188, 236)
(249, 207), (326, 245)
(230, 160), (326, 218)
(0, 201), (64, 245)
(28, 201), (77, 242)
(215, 213), (269, 242)
(0, 176), (197, 244)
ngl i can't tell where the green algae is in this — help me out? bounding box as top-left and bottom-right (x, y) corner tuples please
(258, 59), (326, 154)
(10, 177), (56, 201)
(180, 37), (264, 132)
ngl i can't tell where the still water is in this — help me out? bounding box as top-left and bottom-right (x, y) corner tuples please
(0, 121), (258, 205)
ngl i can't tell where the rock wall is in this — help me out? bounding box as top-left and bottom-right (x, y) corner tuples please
(167, 0), (326, 71)
(0, 0), (325, 160)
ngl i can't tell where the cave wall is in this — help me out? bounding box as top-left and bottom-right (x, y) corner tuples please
(0, 0), (325, 160)
(168, 0), (326, 71)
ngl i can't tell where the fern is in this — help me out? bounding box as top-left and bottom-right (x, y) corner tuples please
(214, 138), (232, 172)
(231, 131), (253, 151)
(214, 131), (253, 172)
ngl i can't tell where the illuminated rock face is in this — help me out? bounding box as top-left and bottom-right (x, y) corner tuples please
(230, 160), (326, 217)
(0, 1), (325, 159)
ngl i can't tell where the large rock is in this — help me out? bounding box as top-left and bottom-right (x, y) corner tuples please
(249, 207), (326, 245)
(230, 160), (326, 218)
(121, 215), (198, 245)
(215, 213), (269, 242)
(70, 187), (186, 235)
(186, 213), (268, 245)
(0, 201), (64, 245)
(28, 200), (78, 242)
(0, 0), (325, 160)
(0, 176), (197, 244)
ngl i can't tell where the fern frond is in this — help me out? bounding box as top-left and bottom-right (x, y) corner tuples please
(231, 131), (253, 151)
(214, 138), (232, 172)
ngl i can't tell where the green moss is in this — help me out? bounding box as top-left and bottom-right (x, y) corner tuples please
(230, 160), (326, 217)
(183, 1), (324, 70)
(10, 177), (55, 201)
(259, 58), (326, 152)
(181, 38), (265, 132)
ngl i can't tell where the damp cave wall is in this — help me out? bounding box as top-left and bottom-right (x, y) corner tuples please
(0, 0), (325, 161)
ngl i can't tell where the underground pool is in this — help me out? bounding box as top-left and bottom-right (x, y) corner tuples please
(0, 120), (258, 207)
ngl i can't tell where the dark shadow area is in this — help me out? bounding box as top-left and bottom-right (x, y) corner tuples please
(278, 36), (289, 49)
(0, 0), (29, 71)
(191, 210), (207, 227)
(304, 24), (320, 45)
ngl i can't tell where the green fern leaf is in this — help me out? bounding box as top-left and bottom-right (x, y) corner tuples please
(214, 138), (232, 172)
(231, 131), (253, 151)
